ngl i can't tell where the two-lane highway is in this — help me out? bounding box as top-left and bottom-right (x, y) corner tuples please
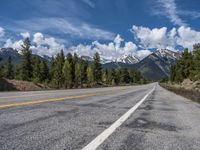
(0, 83), (200, 150)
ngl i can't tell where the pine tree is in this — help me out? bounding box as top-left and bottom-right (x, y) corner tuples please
(72, 53), (78, 83)
(80, 59), (88, 84)
(192, 44), (200, 80)
(50, 56), (55, 81)
(170, 65), (176, 82)
(116, 69), (122, 84)
(64, 53), (75, 87)
(54, 53), (64, 88)
(0, 65), (4, 78)
(4, 56), (14, 79)
(174, 67), (184, 83)
(40, 60), (49, 82)
(102, 69), (108, 84)
(179, 48), (193, 79)
(75, 63), (81, 87)
(87, 65), (94, 83)
(92, 52), (102, 83)
(63, 60), (73, 88)
(32, 57), (41, 83)
(170, 48), (194, 83)
(20, 38), (33, 81)
(14, 65), (21, 80)
(60, 49), (65, 66)
(121, 68), (130, 83)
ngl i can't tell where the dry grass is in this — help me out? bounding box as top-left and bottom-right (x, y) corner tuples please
(160, 83), (200, 103)
(0, 78), (51, 91)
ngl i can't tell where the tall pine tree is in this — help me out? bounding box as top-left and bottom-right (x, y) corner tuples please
(4, 56), (14, 79)
(63, 60), (73, 88)
(20, 38), (33, 81)
(92, 52), (102, 83)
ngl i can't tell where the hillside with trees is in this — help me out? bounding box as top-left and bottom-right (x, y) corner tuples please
(0, 38), (147, 90)
(169, 44), (200, 83)
(160, 44), (200, 103)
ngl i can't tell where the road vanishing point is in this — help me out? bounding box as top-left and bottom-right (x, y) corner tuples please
(0, 83), (200, 150)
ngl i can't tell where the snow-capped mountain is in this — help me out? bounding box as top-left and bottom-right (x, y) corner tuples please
(0, 48), (49, 65)
(80, 56), (93, 62)
(135, 49), (181, 80)
(118, 54), (140, 64)
(80, 54), (140, 64)
(0, 47), (181, 81)
(154, 49), (180, 60)
(0, 48), (21, 65)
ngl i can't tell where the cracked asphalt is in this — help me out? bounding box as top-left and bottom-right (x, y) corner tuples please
(0, 83), (200, 150)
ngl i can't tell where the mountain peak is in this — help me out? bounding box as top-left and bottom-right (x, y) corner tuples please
(0, 47), (18, 53)
(118, 54), (140, 64)
(154, 49), (180, 60)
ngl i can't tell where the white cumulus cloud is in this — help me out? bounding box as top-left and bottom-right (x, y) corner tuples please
(32, 32), (65, 57)
(131, 25), (169, 49)
(69, 34), (151, 60)
(3, 32), (65, 57)
(176, 26), (200, 50)
(20, 32), (30, 39)
(131, 25), (200, 51)
(4, 39), (23, 50)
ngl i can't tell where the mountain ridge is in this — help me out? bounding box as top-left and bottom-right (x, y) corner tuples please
(0, 47), (181, 81)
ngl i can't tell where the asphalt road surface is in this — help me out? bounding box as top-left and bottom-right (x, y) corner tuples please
(0, 83), (200, 150)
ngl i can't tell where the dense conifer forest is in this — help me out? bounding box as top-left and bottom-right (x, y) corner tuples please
(169, 44), (200, 83)
(0, 38), (147, 89)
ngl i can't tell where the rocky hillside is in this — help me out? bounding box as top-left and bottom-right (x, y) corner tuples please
(0, 78), (50, 91)
(135, 49), (181, 80)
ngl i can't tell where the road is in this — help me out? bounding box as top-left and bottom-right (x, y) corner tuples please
(0, 83), (200, 150)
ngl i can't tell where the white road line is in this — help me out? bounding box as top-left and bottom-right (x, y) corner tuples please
(82, 86), (156, 150)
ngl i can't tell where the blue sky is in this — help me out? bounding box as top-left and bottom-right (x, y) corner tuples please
(0, 0), (200, 59)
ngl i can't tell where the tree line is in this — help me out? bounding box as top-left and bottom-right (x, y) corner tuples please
(0, 38), (147, 88)
(169, 43), (200, 83)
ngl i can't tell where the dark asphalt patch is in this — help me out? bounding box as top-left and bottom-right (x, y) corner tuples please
(98, 121), (113, 127)
(125, 117), (178, 132)
(158, 108), (177, 111)
(118, 133), (145, 150)
(138, 104), (154, 110)
(76, 103), (105, 108)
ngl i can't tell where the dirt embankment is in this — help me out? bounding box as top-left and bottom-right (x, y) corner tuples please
(0, 78), (50, 91)
(160, 80), (200, 103)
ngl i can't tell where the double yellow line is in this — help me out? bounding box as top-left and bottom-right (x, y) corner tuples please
(0, 87), (129, 109)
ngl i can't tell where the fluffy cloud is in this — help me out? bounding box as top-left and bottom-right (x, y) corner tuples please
(176, 26), (200, 50)
(131, 25), (200, 50)
(3, 32), (65, 57)
(2, 25), (200, 61)
(4, 39), (23, 50)
(20, 32), (30, 39)
(31, 32), (65, 56)
(131, 26), (169, 49)
(69, 34), (151, 60)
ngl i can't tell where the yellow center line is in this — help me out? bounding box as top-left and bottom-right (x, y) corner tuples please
(0, 92), (58, 99)
(0, 88), (129, 109)
(0, 87), (129, 99)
